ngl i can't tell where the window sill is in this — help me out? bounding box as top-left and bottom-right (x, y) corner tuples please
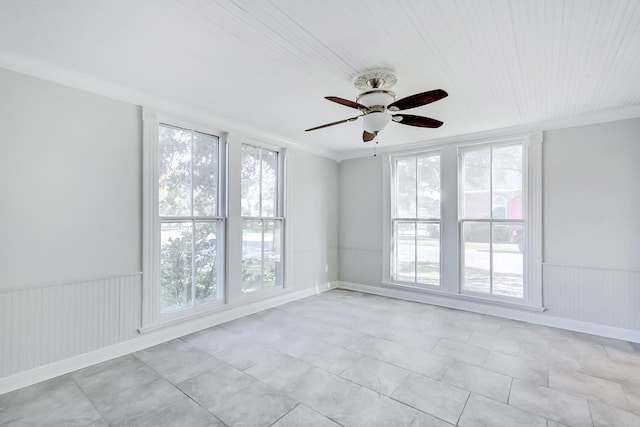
(138, 286), (288, 334)
(138, 300), (227, 334)
(380, 281), (546, 313)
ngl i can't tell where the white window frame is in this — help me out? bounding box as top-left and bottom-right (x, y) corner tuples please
(458, 141), (526, 303)
(141, 109), (228, 328)
(240, 142), (286, 294)
(390, 150), (442, 289)
(382, 133), (543, 311)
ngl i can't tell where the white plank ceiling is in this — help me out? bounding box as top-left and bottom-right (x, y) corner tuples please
(1, 0), (639, 154)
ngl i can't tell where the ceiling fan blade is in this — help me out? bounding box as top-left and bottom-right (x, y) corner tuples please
(325, 96), (366, 110)
(363, 130), (376, 142)
(393, 114), (443, 128)
(305, 115), (361, 132)
(388, 89), (448, 111)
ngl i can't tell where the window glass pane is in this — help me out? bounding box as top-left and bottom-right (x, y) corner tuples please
(192, 132), (218, 216)
(417, 155), (440, 218)
(159, 125), (191, 216)
(396, 158), (416, 218)
(261, 149), (277, 217)
(242, 219), (262, 293)
(462, 148), (491, 219)
(160, 222), (193, 312)
(492, 223), (524, 298)
(241, 145), (261, 217)
(492, 145), (523, 220)
(416, 223), (440, 285)
(462, 221), (490, 294)
(194, 222), (218, 304)
(262, 220), (282, 289)
(395, 221), (416, 282)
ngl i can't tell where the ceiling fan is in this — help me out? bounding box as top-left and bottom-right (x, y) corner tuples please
(305, 70), (448, 143)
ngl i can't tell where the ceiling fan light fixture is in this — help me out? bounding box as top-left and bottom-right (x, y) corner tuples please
(363, 111), (391, 133)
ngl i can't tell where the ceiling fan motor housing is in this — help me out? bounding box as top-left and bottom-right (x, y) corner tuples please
(356, 90), (395, 108)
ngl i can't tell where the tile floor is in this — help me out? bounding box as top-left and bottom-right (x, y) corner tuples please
(2, 289), (640, 426)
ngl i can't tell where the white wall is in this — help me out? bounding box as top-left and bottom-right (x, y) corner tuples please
(0, 68), (141, 288)
(544, 118), (640, 271)
(0, 67), (339, 385)
(287, 150), (339, 288)
(542, 118), (640, 330)
(338, 118), (640, 332)
(338, 155), (383, 286)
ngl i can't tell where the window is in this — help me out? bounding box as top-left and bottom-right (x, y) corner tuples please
(158, 124), (224, 313)
(384, 133), (541, 309)
(142, 110), (292, 328)
(241, 144), (283, 293)
(460, 143), (524, 299)
(391, 152), (441, 287)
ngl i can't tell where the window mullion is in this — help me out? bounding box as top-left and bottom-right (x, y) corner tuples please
(259, 148), (263, 217)
(275, 152), (279, 217)
(489, 222), (494, 295)
(259, 147), (263, 290)
(392, 219), (396, 280)
(413, 220), (417, 283)
(260, 219), (265, 290)
(414, 157), (418, 283)
(489, 146), (494, 296)
(190, 130), (194, 217)
(414, 156), (418, 219)
(191, 219), (196, 307)
(394, 161), (398, 219)
(190, 132), (196, 308)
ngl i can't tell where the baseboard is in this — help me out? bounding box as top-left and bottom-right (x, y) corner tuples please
(0, 282), (335, 395)
(337, 281), (640, 344)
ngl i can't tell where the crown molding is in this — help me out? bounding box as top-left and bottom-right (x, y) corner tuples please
(0, 48), (340, 162)
(337, 104), (640, 162)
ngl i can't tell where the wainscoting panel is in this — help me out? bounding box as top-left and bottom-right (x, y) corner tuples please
(543, 264), (640, 330)
(0, 273), (141, 378)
